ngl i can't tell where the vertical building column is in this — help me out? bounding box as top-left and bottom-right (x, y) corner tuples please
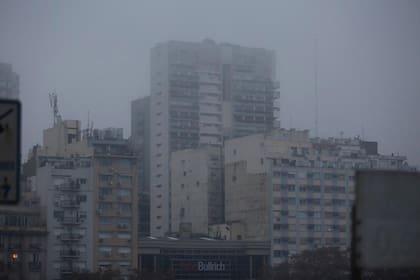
(249, 255), (253, 279)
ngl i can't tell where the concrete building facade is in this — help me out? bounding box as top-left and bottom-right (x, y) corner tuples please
(138, 237), (270, 280)
(170, 146), (223, 236)
(149, 39), (279, 236)
(0, 194), (47, 280)
(131, 97), (151, 237)
(29, 121), (139, 279)
(36, 157), (95, 279)
(224, 129), (414, 265)
(89, 128), (139, 276)
(0, 63), (19, 100)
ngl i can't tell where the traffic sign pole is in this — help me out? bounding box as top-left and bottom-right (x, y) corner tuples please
(0, 99), (21, 204)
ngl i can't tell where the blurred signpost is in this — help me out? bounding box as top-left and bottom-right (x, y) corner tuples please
(0, 99), (20, 204)
(352, 170), (420, 278)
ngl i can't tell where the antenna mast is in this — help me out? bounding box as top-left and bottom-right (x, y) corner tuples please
(314, 35), (319, 138)
(49, 91), (61, 126)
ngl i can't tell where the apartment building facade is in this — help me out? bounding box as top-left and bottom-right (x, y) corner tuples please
(149, 39), (279, 236)
(29, 121), (139, 278)
(89, 128), (139, 275)
(131, 97), (151, 237)
(170, 146), (224, 236)
(0, 194), (47, 280)
(224, 129), (414, 265)
(36, 157), (95, 279)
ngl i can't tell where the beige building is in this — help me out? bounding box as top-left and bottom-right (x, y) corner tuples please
(90, 128), (138, 275)
(0, 193), (47, 280)
(224, 129), (414, 265)
(29, 121), (139, 279)
(170, 146), (223, 236)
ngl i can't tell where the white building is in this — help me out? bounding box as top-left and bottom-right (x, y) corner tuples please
(36, 157), (95, 279)
(224, 129), (414, 265)
(170, 146), (223, 236)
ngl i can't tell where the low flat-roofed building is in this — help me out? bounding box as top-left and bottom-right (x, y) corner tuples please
(0, 193), (47, 280)
(138, 237), (270, 280)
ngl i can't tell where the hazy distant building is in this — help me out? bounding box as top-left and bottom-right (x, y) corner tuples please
(149, 39), (279, 236)
(170, 146), (223, 236)
(0, 194), (47, 280)
(131, 97), (151, 237)
(223, 129), (414, 265)
(0, 63), (19, 100)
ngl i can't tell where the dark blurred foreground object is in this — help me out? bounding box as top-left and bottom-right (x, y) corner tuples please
(258, 247), (350, 280)
(352, 171), (420, 279)
(70, 270), (175, 280)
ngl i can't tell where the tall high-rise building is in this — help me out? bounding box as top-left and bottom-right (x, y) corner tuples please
(149, 39), (279, 236)
(0, 63), (19, 100)
(223, 129), (415, 265)
(131, 97), (151, 237)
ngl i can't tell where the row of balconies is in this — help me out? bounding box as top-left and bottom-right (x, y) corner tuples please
(60, 217), (81, 225)
(60, 249), (81, 258)
(100, 252), (130, 259)
(96, 209), (132, 216)
(59, 233), (82, 241)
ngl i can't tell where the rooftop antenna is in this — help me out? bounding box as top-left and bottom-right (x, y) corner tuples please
(49, 91), (60, 126)
(313, 34), (319, 138)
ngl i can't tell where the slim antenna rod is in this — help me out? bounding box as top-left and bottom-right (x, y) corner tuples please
(314, 35), (319, 138)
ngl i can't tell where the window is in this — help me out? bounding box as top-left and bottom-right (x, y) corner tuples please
(273, 250), (289, 258)
(99, 202), (112, 210)
(119, 189), (131, 197)
(99, 217), (114, 225)
(99, 188), (112, 196)
(117, 233), (131, 240)
(119, 175), (132, 185)
(98, 232), (112, 239)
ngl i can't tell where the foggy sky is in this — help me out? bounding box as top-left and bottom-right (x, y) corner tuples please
(0, 0), (419, 167)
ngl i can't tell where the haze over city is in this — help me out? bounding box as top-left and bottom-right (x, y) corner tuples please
(1, 1), (420, 279)
(0, 1), (420, 165)
(1, 1), (419, 166)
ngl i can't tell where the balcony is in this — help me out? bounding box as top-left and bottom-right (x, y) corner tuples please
(28, 262), (42, 272)
(60, 267), (80, 274)
(60, 249), (80, 258)
(60, 233), (82, 241)
(61, 217), (81, 225)
(59, 201), (80, 208)
(59, 181), (81, 192)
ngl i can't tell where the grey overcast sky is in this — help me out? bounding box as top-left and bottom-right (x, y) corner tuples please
(0, 0), (419, 166)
